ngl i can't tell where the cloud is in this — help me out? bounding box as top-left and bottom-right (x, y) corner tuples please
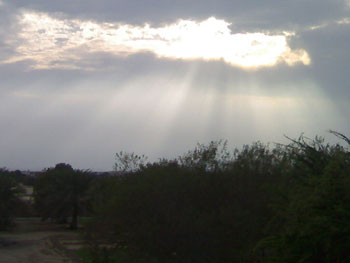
(337, 17), (350, 24)
(3, 11), (310, 70)
(8, 0), (350, 31)
(0, 1), (349, 170)
(296, 21), (350, 101)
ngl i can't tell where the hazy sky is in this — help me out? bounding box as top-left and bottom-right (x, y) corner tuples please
(0, 0), (349, 171)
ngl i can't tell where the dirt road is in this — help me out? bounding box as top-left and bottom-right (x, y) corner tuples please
(0, 218), (82, 263)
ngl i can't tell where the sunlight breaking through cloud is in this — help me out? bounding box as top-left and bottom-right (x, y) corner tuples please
(337, 17), (350, 24)
(4, 12), (310, 70)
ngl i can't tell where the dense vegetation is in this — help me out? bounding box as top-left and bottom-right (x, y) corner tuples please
(85, 133), (350, 263)
(0, 169), (23, 230)
(33, 163), (94, 229)
(1, 132), (350, 262)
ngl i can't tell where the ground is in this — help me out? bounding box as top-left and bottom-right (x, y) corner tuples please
(0, 218), (84, 263)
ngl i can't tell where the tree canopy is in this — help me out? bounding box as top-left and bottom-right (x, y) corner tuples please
(33, 163), (94, 229)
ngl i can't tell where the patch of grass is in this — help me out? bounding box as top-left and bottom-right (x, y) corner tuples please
(75, 248), (94, 263)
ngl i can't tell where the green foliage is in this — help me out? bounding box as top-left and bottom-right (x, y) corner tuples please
(256, 134), (350, 263)
(0, 169), (23, 230)
(33, 163), (94, 229)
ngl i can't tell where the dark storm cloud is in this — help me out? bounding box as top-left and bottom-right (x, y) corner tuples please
(8, 0), (349, 30)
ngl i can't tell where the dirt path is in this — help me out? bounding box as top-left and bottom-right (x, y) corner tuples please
(0, 218), (82, 263)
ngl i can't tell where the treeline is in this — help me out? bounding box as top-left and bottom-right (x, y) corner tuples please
(0, 169), (25, 228)
(1, 132), (350, 262)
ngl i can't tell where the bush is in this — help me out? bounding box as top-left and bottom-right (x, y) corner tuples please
(88, 142), (280, 262)
(85, 134), (350, 263)
(256, 135), (350, 262)
(0, 169), (23, 230)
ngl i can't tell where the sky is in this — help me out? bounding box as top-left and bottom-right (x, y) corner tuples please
(0, 0), (349, 171)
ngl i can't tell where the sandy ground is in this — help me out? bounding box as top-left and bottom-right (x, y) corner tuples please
(0, 218), (82, 263)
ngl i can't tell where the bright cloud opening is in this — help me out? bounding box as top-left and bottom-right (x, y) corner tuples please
(337, 17), (350, 24)
(4, 12), (310, 70)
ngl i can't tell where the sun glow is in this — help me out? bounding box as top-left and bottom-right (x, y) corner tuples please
(3, 12), (310, 70)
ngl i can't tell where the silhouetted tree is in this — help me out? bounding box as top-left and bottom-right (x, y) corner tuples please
(87, 142), (281, 262)
(114, 151), (148, 173)
(0, 169), (23, 230)
(84, 134), (350, 263)
(256, 134), (350, 263)
(33, 163), (94, 229)
(178, 140), (232, 171)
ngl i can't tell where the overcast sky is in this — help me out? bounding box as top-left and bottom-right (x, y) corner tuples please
(0, 0), (349, 171)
